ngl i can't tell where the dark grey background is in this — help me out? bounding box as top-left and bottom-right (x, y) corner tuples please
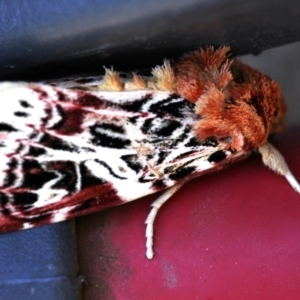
(1, 0), (300, 80)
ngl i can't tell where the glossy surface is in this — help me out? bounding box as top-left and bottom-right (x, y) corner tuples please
(1, 0), (300, 80)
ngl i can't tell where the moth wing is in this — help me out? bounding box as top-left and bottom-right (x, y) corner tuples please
(0, 82), (248, 232)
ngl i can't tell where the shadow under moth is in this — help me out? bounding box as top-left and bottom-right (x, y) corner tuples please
(0, 46), (299, 259)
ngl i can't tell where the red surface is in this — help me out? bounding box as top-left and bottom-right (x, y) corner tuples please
(77, 127), (300, 300)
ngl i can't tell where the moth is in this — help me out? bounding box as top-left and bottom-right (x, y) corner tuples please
(0, 46), (299, 259)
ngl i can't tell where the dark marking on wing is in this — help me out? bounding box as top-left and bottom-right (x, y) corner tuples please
(156, 151), (170, 165)
(173, 150), (199, 161)
(89, 124), (130, 149)
(168, 166), (197, 180)
(99, 123), (125, 134)
(26, 146), (47, 157)
(80, 162), (106, 188)
(39, 133), (79, 152)
(94, 159), (127, 180)
(0, 193), (9, 206)
(208, 150), (227, 163)
(121, 94), (153, 112)
(0, 123), (17, 132)
(151, 120), (181, 137)
(152, 179), (167, 190)
(184, 137), (200, 147)
(120, 155), (143, 173)
(47, 161), (78, 192)
(3, 172), (16, 188)
(13, 192), (38, 206)
(19, 100), (33, 108)
(149, 95), (194, 118)
(14, 111), (29, 117)
(22, 160), (57, 190)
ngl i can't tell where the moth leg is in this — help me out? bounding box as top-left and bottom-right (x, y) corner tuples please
(145, 183), (184, 259)
(258, 142), (300, 193)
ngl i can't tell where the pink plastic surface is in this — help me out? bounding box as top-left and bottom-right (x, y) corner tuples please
(77, 128), (300, 299)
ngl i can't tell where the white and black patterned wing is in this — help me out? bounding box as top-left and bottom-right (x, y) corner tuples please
(0, 82), (248, 232)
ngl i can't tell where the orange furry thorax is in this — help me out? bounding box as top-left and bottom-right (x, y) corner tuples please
(174, 47), (286, 151)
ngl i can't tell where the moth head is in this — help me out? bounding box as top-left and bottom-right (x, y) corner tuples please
(175, 47), (286, 151)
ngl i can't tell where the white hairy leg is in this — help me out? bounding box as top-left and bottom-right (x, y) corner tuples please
(259, 142), (300, 193)
(145, 183), (184, 259)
